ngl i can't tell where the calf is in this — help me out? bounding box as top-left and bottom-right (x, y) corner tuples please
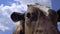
(11, 3), (60, 34)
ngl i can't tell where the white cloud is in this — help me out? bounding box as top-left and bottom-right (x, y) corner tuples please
(57, 22), (60, 25)
(0, 2), (27, 32)
(0, 24), (10, 32)
(0, 3), (27, 18)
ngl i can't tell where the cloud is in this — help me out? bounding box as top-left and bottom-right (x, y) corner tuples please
(0, 3), (27, 18)
(0, 23), (10, 32)
(57, 22), (60, 31)
(0, 2), (27, 32)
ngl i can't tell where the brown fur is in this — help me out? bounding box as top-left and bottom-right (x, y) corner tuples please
(25, 3), (60, 34)
(11, 3), (60, 34)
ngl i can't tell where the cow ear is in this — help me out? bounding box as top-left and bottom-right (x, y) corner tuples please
(11, 12), (25, 22)
(57, 9), (60, 22)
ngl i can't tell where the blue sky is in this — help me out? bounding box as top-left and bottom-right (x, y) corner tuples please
(52, 0), (60, 10)
(0, 0), (60, 34)
(0, 0), (20, 6)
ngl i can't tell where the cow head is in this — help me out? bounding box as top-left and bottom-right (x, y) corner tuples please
(25, 3), (60, 34)
(11, 3), (60, 34)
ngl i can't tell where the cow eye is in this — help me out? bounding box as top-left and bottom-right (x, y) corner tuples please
(26, 13), (37, 21)
(27, 13), (35, 19)
(27, 13), (31, 18)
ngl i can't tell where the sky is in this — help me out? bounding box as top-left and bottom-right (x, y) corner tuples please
(52, 0), (60, 10)
(0, 0), (60, 34)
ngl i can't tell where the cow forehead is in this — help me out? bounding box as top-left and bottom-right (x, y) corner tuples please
(27, 3), (50, 16)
